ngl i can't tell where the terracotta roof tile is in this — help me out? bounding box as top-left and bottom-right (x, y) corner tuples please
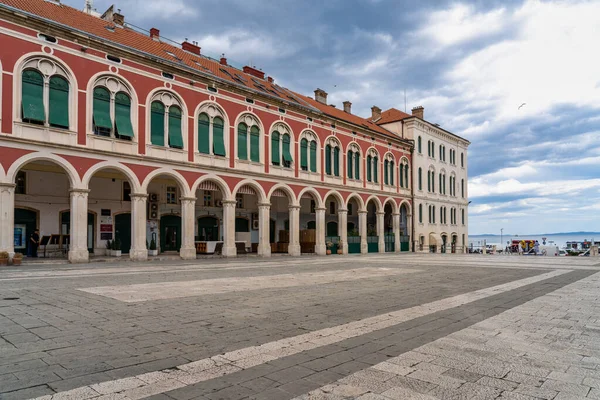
(372, 108), (413, 125)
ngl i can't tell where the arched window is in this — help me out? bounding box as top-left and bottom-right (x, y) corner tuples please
(399, 163), (403, 188)
(347, 149), (354, 179)
(462, 209), (465, 225)
(324, 138), (341, 177)
(461, 152), (464, 167)
(197, 107), (226, 156)
(418, 167), (422, 191)
(347, 144), (361, 180)
(367, 154), (372, 182)
(21, 59), (71, 129)
(92, 76), (134, 140)
(149, 92), (184, 149)
(366, 149), (379, 183)
(432, 206), (436, 224)
(383, 154), (395, 186)
(418, 204), (423, 223)
(237, 115), (261, 162)
(300, 131), (318, 173)
(270, 127), (293, 168)
(282, 133), (292, 168)
(271, 131), (281, 166)
(399, 158), (409, 189)
(404, 164), (409, 189)
(427, 170), (431, 192)
(431, 141), (435, 159)
(417, 136), (422, 153)
(461, 179), (465, 198)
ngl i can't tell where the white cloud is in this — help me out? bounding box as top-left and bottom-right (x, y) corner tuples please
(197, 30), (295, 62)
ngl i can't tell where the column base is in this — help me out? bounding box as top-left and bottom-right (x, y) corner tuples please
(288, 244), (301, 257)
(129, 249), (148, 261)
(180, 247), (197, 260)
(342, 244), (349, 255)
(315, 244), (326, 256)
(257, 245), (271, 257)
(361, 242), (368, 254)
(222, 246), (237, 258)
(68, 249), (89, 263)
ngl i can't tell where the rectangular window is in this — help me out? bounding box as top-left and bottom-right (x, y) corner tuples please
(166, 186), (178, 204)
(203, 191), (212, 207)
(15, 171), (26, 195)
(329, 201), (335, 215)
(122, 181), (131, 202)
(236, 194), (244, 209)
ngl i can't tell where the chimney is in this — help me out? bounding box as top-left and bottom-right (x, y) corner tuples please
(267, 76), (274, 83)
(100, 5), (124, 26)
(343, 101), (352, 114)
(219, 55), (227, 66)
(314, 88), (328, 104)
(371, 106), (382, 121)
(149, 28), (160, 39)
(411, 106), (424, 119)
(113, 12), (124, 26)
(182, 41), (200, 55)
(242, 66), (265, 79)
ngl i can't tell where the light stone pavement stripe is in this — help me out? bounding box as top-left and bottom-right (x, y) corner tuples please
(30, 269), (571, 400)
(293, 270), (600, 400)
(77, 267), (419, 302)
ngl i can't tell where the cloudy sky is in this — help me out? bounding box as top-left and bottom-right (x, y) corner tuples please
(66, 0), (600, 234)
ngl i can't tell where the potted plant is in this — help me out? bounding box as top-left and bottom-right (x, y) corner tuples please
(111, 237), (122, 257)
(337, 240), (344, 255)
(326, 241), (333, 255)
(105, 239), (112, 256)
(148, 238), (158, 256)
(0, 251), (8, 266)
(12, 253), (23, 266)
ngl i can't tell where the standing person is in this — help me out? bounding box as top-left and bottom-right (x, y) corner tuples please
(534, 240), (540, 256)
(29, 229), (40, 258)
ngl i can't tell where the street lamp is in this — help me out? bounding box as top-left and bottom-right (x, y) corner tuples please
(501, 228), (504, 253)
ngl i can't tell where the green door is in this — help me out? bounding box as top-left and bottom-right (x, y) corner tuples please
(14, 208), (37, 255)
(384, 233), (395, 252)
(198, 216), (219, 241)
(60, 211), (95, 253)
(270, 219), (276, 244)
(348, 235), (361, 254)
(367, 236), (379, 253)
(114, 213), (131, 254)
(160, 215), (181, 252)
(401, 235), (410, 252)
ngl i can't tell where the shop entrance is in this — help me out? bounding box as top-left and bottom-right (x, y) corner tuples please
(160, 215), (181, 252)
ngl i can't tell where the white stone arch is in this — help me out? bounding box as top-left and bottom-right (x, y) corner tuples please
(297, 187), (323, 209)
(145, 87), (189, 150)
(13, 52), (79, 131)
(0, 58), (2, 130)
(141, 168), (190, 197)
(190, 174), (232, 201)
(382, 197), (399, 215)
(232, 179), (267, 203)
(298, 129), (320, 173)
(399, 199), (412, 215)
(323, 189), (345, 210)
(194, 100), (230, 157)
(267, 183), (298, 206)
(364, 195), (383, 213)
(81, 161), (141, 193)
(233, 111), (264, 163)
(346, 193), (365, 213)
(86, 72), (139, 140)
(7, 151), (81, 189)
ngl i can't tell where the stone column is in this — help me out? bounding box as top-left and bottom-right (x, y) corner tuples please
(407, 213), (412, 252)
(358, 210), (368, 254)
(377, 211), (385, 253)
(180, 196), (197, 260)
(129, 193), (148, 261)
(0, 183), (15, 257)
(338, 208), (348, 255)
(315, 207), (326, 255)
(393, 212), (401, 253)
(68, 188), (90, 263)
(288, 205), (301, 256)
(257, 202), (271, 257)
(221, 200), (237, 257)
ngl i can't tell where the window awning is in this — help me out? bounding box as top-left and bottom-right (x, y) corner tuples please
(429, 233), (443, 245)
(115, 103), (134, 137)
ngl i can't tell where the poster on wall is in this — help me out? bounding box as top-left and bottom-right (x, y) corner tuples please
(14, 224), (26, 249)
(101, 233), (113, 240)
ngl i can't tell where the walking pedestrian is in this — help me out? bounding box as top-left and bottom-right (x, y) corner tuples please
(29, 229), (40, 258)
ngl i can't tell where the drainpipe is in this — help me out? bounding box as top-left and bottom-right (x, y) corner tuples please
(402, 120), (416, 252)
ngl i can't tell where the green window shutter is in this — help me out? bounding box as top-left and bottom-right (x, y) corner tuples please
(250, 126), (260, 162)
(418, 168), (422, 190)
(418, 137), (422, 153)
(114, 92), (134, 138)
(282, 134), (293, 164)
(238, 123), (248, 160)
(300, 138), (308, 169)
(355, 153), (360, 180)
(309, 140), (317, 172)
(333, 147), (340, 176)
(49, 75), (69, 128)
(373, 157), (378, 183)
(427, 171), (431, 192)
(271, 131), (280, 165)
(399, 164), (404, 187)
(168, 106), (184, 149)
(347, 150), (353, 179)
(325, 144), (332, 175)
(150, 101), (165, 146)
(384, 159), (389, 185)
(432, 172), (435, 193)
(419, 204), (422, 223)
(198, 113), (210, 154)
(366, 155), (372, 182)
(213, 117), (226, 156)
(21, 69), (46, 123)
(93, 87), (112, 131)
(390, 161), (394, 186)
(405, 165), (409, 188)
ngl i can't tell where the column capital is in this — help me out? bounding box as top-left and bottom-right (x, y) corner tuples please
(0, 182), (16, 189)
(180, 196), (197, 202)
(337, 208), (348, 214)
(288, 205), (301, 210)
(222, 200), (237, 206)
(258, 202), (271, 208)
(129, 193), (148, 199)
(392, 212), (400, 217)
(376, 211), (386, 216)
(69, 188), (91, 194)
(358, 210), (368, 215)
(315, 207), (327, 212)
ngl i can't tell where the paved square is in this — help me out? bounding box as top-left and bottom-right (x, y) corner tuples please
(0, 254), (599, 400)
